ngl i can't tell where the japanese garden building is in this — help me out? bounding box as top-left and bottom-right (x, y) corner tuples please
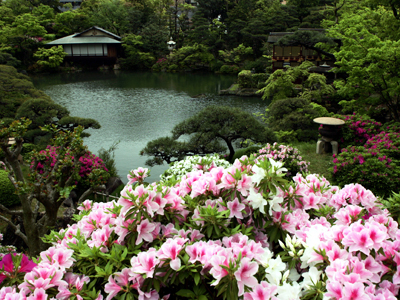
(46, 26), (122, 67)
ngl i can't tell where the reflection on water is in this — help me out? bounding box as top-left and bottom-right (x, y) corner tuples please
(33, 71), (267, 183)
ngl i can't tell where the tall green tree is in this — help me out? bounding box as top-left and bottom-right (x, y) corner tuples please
(89, 0), (131, 36)
(328, 6), (400, 120)
(53, 8), (91, 36)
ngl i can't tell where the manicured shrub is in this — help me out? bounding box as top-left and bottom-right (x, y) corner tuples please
(0, 170), (20, 208)
(237, 70), (253, 88)
(219, 64), (240, 74)
(265, 98), (326, 142)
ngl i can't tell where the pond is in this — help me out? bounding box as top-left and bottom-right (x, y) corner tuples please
(32, 71), (267, 183)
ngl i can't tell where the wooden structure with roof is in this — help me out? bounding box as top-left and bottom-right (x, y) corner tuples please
(267, 29), (334, 71)
(47, 26), (122, 66)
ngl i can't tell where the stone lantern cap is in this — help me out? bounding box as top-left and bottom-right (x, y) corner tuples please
(313, 117), (345, 125)
(167, 38), (176, 46)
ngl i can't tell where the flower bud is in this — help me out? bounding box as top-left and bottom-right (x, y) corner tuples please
(279, 240), (286, 249)
(285, 235), (292, 245)
(289, 244), (295, 252)
(297, 249), (304, 256)
(282, 270), (290, 282)
(289, 251), (295, 257)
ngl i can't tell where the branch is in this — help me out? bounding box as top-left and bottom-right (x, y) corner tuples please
(0, 215), (28, 245)
(3, 160), (20, 190)
(0, 203), (23, 216)
(78, 185), (106, 205)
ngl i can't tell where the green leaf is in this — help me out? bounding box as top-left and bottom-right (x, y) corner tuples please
(194, 272), (200, 285)
(176, 289), (196, 298)
(206, 225), (213, 238)
(199, 296), (208, 300)
(153, 279), (160, 292)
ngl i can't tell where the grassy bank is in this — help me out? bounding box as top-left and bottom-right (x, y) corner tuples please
(291, 141), (334, 182)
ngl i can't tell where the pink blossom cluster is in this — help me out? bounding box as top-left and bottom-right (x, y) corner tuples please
(337, 114), (382, 145)
(1, 157), (400, 300)
(32, 146), (108, 178)
(127, 167), (150, 185)
(255, 143), (310, 176)
(365, 132), (400, 154)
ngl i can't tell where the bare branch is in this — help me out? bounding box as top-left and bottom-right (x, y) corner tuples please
(0, 203), (23, 216)
(0, 215), (28, 244)
(77, 186), (105, 205)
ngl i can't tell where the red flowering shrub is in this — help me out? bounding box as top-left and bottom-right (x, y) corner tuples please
(334, 113), (382, 147)
(32, 145), (108, 183)
(333, 129), (400, 196)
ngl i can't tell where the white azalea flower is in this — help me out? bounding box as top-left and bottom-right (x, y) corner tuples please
(251, 164), (266, 185)
(248, 188), (268, 214)
(288, 268), (301, 282)
(277, 282), (302, 300)
(269, 158), (288, 174)
(265, 255), (286, 285)
(301, 267), (322, 290)
(268, 195), (283, 216)
(257, 248), (273, 267)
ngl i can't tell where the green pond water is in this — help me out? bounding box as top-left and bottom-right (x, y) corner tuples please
(32, 71), (267, 183)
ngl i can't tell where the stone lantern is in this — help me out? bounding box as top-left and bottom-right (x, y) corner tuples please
(314, 117), (345, 155)
(167, 37), (176, 53)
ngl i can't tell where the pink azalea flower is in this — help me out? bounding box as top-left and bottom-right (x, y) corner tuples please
(342, 282), (367, 300)
(104, 275), (122, 300)
(227, 198), (245, 219)
(210, 254), (231, 286)
(325, 281), (343, 299)
(136, 220), (157, 245)
(244, 281), (278, 300)
(104, 268), (132, 300)
(0, 254), (37, 284)
(234, 257), (259, 296)
(40, 247), (75, 270)
(161, 223), (178, 238)
(131, 250), (159, 278)
(78, 200), (92, 211)
(138, 290), (159, 300)
(157, 238), (187, 271)
(237, 175), (252, 197)
(27, 288), (47, 300)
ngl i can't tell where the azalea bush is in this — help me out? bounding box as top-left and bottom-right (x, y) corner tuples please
(334, 113), (382, 148)
(33, 145), (108, 179)
(32, 145), (109, 188)
(252, 143), (310, 177)
(332, 131), (400, 197)
(160, 154), (231, 183)
(1, 157), (400, 300)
